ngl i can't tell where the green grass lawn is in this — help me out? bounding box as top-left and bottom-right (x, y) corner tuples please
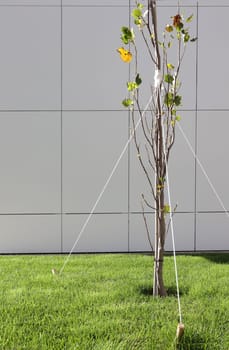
(0, 253), (229, 349)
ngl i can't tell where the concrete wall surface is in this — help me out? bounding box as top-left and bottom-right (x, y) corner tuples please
(0, 0), (228, 253)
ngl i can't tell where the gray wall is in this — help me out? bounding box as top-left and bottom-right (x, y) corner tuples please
(0, 0), (228, 253)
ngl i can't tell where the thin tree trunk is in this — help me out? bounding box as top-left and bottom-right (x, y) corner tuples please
(119, 0), (193, 299)
(153, 189), (167, 297)
(154, 215), (167, 296)
(153, 55), (167, 296)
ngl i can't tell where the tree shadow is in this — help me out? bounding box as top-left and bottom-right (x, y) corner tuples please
(138, 285), (153, 296)
(138, 285), (188, 297)
(166, 285), (188, 297)
(200, 253), (229, 264)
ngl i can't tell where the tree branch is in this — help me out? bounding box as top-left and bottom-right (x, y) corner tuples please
(141, 198), (154, 251)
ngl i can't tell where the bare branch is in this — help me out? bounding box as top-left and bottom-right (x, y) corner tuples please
(142, 193), (156, 211)
(135, 98), (153, 148)
(150, 0), (161, 69)
(141, 198), (154, 251)
(131, 110), (156, 201)
(145, 143), (156, 172)
(140, 30), (157, 65)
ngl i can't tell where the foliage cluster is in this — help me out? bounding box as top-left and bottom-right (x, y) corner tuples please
(117, 1), (197, 296)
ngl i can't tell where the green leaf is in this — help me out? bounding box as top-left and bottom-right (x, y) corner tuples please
(132, 8), (142, 19)
(186, 14), (194, 23)
(175, 115), (181, 121)
(167, 63), (175, 70)
(126, 74), (142, 92)
(168, 41), (172, 48)
(121, 26), (134, 44)
(164, 92), (174, 107)
(137, 2), (144, 9)
(183, 32), (190, 43)
(174, 95), (182, 106)
(164, 74), (174, 84)
(121, 36), (128, 45)
(135, 73), (142, 86)
(122, 98), (134, 107)
(134, 18), (142, 25)
(163, 204), (170, 214)
(176, 22), (184, 31)
(121, 26), (131, 35)
(127, 82), (138, 91)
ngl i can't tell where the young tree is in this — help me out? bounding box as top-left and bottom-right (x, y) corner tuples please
(117, 1), (196, 296)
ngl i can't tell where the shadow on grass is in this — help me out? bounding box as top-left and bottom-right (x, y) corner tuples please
(138, 286), (153, 296)
(166, 285), (188, 297)
(176, 332), (208, 350)
(138, 285), (188, 297)
(201, 253), (229, 264)
(165, 252), (229, 264)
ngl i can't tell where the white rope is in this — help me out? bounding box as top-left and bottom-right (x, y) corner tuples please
(177, 123), (229, 219)
(153, 65), (181, 320)
(157, 117), (229, 325)
(161, 120), (182, 324)
(59, 96), (153, 275)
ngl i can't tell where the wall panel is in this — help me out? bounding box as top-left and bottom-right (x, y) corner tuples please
(62, 6), (129, 110)
(196, 111), (229, 212)
(0, 112), (61, 214)
(0, 7), (60, 110)
(62, 111), (128, 214)
(63, 214), (128, 252)
(198, 7), (229, 109)
(196, 213), (229, 251)
(0, 215), (61, 253)
(0, 1), (228, 253)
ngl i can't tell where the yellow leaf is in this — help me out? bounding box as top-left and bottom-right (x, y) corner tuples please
(117, 47), (132, 63)
(165, 24), (173, 33)
(167, 63), (175, 70)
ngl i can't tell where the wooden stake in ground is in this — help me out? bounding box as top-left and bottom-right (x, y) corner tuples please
(51, 268), (59, 275)
(176, 323), (185, 341)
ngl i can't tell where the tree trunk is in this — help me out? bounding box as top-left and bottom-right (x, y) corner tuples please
(153, 84), (167, 297)
(153, 193), (167, 297)
(119, 0), (193, 299)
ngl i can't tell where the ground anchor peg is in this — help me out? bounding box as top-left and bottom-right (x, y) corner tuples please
(176, 322), (185, 341)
